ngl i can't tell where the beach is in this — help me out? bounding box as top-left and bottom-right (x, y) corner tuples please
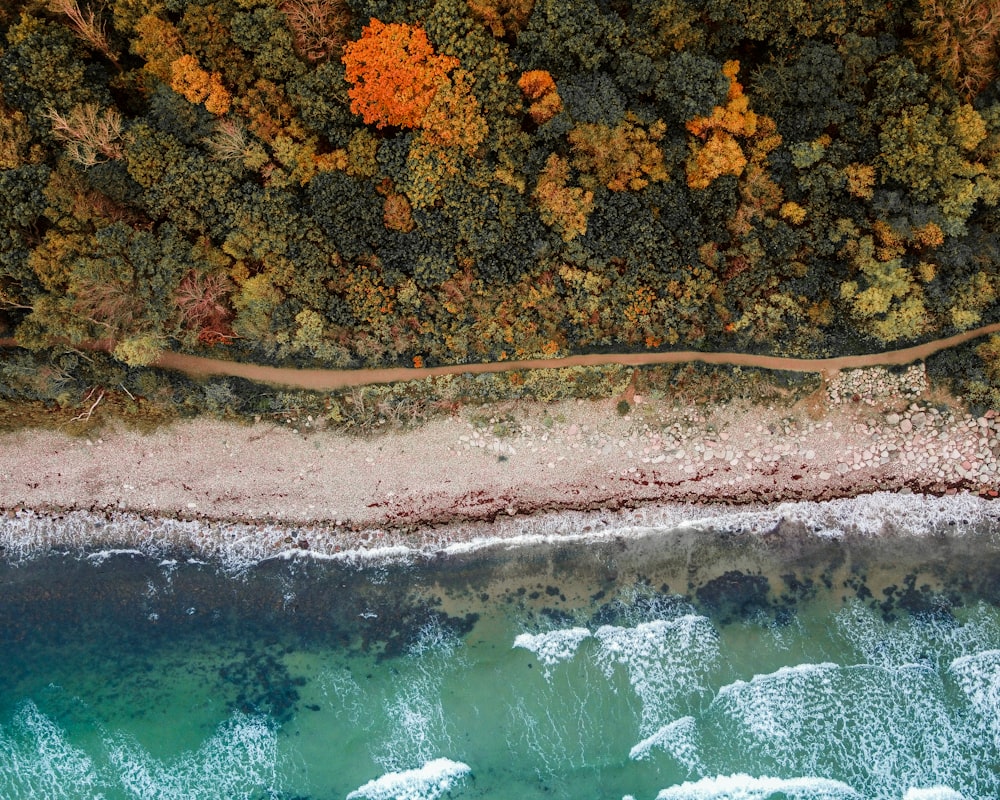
(0, 363), (998, 561)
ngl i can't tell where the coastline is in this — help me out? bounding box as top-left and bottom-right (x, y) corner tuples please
(1, 363), (999, 566)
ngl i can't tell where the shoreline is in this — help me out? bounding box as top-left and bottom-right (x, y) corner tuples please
(1, 363), (999, 566)
(2, 492), (999, 572)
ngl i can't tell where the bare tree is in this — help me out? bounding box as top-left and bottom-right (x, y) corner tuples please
(175, 271), (237, 345)
(48, 0), (121, 70)
(45, 104), (124, 168)
(279, 0), (350, 62)
(911, 0), (1000, 100)
(202, 118), (266, 169)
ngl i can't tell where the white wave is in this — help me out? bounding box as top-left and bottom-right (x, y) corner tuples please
(709, 662), (972, 797)
(320, 667), (368, 724)
(379, 688), (452, 772)
(629, 715), (703, 774)
(407, 617), (463, 660)
(654, 773), (861, 799)
(835, 602), (1000, 669)
(104, 714), (281, 799)
(369, 619), (464, 773)
(0, 702), (103, 799)
(693, 491), (1000, 540)
(595, 615), (719, 735)
(948, 649), (1000, 707)
(346, 758), (471, 800)
(715, 663), (839, 740)
(273, 544), (418, 568)
(513, 627), (591, 666)
(902, 788), (966, 800)
(948, 649), (1000, 749)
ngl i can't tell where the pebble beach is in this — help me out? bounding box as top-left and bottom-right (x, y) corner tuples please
(1, 363), (998, 561)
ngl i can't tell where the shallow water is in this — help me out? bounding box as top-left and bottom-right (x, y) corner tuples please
(3, 512), (1000, 799)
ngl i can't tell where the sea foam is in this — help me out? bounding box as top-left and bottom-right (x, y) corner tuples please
(652, 773), (861, 799)
(948, 649), (1000, 750)
(902, 789), (966, 800)
(629, 715), (703, 774)
(346, 758), (471, 800)
(595, 615), (719, 734)
(0, 702), (103, 799)
(835, 602), (1000, 669)
(513, 627), (591, 666)
(3, 491), (999, 571)
(709, 662), (972, 798)
(104, 713), (282, 799)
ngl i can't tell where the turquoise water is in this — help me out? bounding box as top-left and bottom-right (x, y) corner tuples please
(2, 519), (1000, 799)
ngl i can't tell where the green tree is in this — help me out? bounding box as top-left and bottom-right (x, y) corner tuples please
(1, 13), (111, 137)
(513, 0), (624, 74)
(0, 165), (50, 321)
(123, 121), (241, 237)
(878, 102), (999, 233)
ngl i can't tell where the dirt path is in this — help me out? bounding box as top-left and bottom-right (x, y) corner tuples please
(4, 322), (1000, 390)
(158, 322), (1000, 388)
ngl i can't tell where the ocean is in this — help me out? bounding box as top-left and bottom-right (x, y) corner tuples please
(2, 493), (1000, 800)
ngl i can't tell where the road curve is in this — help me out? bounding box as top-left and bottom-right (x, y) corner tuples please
(3, 322), (1000, 390)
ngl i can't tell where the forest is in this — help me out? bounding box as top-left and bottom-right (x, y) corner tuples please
(2, 0), (1000, 414)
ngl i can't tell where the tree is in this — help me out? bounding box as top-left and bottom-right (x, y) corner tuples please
(174, 270), (235, 345)
(684, 61), (758, 189)
(45, 104), (124, 167)
(568, 115), (668, 192)
(278, 0), (350, 63)
(113, 334), (164, 366)
(877, 102), (997, 233)
(418, 67), (487, 153)
(0, 97), (42, 170)
(839, 234), (931, 342)
(518, 69), (562, 124)
(169, 54), (232, 116)
(0, 13), (109, 135)
(513, 0), (624, 74)
(123, 122), (240, 237)
(908, 0), (1000, 100)
(0, 165), (50, 312)
(655, 52), (729, 124)
(533, 154), (594, 241)
(229, 6), (306, 84)
(467, 0), (535, 37)
(131, 11), (184, 86)
(47, 0), (120, 70)
(341, 19), (459, 130)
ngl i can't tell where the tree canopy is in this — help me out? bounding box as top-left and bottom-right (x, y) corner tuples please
(2, 0), (1000, 408)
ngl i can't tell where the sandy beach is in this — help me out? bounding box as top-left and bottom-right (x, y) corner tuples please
(0, 362), (998, 560)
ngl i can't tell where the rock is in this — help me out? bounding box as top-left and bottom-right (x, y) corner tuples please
(886, 413), (900, 425)
(911, 412), (927, 429)
(899, 419), (913, 434)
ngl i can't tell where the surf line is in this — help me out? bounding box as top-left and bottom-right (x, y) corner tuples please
(3, 321), (1000, 391)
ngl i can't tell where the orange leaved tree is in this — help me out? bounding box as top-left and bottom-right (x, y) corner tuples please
(518, 69), (562, 124)
(341, 19), (459, 129)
